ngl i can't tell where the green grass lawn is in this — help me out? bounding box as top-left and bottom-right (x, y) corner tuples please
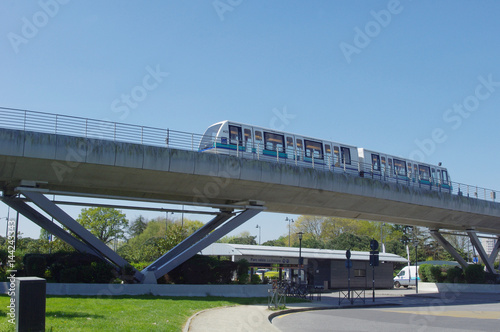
(0, 294), (271, 332)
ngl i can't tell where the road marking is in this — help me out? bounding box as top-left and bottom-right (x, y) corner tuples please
(380, 309), (500, 320)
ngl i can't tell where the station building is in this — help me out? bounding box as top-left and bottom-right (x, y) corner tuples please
(200, 243), (407, 289)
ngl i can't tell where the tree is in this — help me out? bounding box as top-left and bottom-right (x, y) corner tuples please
(76, 207), (128, 244)
(218, 231), (257, 245)
(128, 215), (148, 238)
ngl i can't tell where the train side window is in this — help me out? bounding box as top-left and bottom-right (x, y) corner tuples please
(371, 154), (380, 171)
(325, 144), (331, 154)
(334, 146), (340, 166)
(264, 132), (285, 153)
(393, 158), (407, 177)
(304, 140), (324, 159)
(381, 157), (386, 175)
(341, 147), (351, 165)
(229, 125), (242, 145)
(419, 165), (430, 180)
(255, 131), (262, 141)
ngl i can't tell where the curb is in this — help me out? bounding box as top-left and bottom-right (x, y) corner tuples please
(182, 305), (238, 332)
(267, 302), (401, 323)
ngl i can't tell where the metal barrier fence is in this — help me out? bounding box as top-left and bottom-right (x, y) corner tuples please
(0, 107), (498, 203)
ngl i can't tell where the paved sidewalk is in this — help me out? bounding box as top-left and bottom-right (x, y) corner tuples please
(183, 289), (424, 332)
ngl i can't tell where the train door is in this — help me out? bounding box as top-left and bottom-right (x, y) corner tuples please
(285, 135), (295, 162)
(340, 146), (351, 171)
(254, 130), (263, 156)
(296, 138), (304, 163)
(388, 158), (393, 179)
(381, 156), (387, 179)
(418, 164), (431, 188)
(228, 125), (242, 151)
(242, 126), (253, 155)
(324, 143), (333, 169)
(333, 145), (340, 168)
(431, 168), (437, 190)
(440, 169), (451, 191)
(371, 153), (381, 174)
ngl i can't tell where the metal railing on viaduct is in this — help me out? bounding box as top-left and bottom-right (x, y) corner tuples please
(0, 107), (497, 203)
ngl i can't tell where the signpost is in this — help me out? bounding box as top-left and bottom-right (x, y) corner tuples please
(369, 240), (379, 302)
(345, 249), (351, 303)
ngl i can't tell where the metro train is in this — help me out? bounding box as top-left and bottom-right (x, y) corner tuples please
(199, 120), (452, 191)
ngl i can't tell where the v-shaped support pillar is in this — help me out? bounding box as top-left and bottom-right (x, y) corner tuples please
(17, 189), (143, 282)
(142, 205), (264, 283)
(467, 230), (497, 274)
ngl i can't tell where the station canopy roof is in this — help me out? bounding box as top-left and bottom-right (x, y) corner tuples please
(199, 243), (407, 263)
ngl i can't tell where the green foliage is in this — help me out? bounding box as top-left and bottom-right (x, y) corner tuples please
(76, 207), (128, 244)
(128, 215), (148, 238)
(218, 231), (257, 245)
(24, 254), (47, 278)
(166, 255), (238, 284)
(250, 274), (261, 284)
(236, 259), (250, 284)
(325, 233), (371, 251)
(446, 266), (464, 283)
(465, 264), (486, 284)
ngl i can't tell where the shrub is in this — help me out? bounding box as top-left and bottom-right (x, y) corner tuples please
(24, 254), (47, 278)
(419, 264), (431, 282)
(465, 264), (485, 284)
(250, 274), (261, 284)
(446, 266), (464, 283)
(428, 265), (443, 282)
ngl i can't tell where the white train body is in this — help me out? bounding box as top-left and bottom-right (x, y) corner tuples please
(199, 121), (451, 191)
(199, 120), (359, 173)
(358, 148), (451, 190)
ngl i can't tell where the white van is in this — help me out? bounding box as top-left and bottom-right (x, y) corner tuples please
(394, 266), (419, 288)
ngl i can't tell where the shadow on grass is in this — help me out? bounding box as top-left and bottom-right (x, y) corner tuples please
(46, 311), (105, 320)
(46, 294), (271, 305)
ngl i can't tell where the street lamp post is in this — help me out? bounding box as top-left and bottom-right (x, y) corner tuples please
(413, 231), (419, 294)
(255, 224), (261, 245)
(297, 232), (303, 284)
(285, 217), (294, 247)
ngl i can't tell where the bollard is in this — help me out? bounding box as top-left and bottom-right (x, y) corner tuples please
(15, 277), (46, 332)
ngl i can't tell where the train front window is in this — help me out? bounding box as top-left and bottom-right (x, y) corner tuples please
(264, 132), (285, 153)
(371, 154), (380, 171)
(304, 140), (323, 159)
(393, 159), (407, 177)
(441, 170), (449, 183)
(199, 123), (222, 150)
(341, 147), (351, 165)
(229, 125), (242, 145)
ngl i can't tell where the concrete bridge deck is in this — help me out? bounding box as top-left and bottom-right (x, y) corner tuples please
(1, 128), (500, 234)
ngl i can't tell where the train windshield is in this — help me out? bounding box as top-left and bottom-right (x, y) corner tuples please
(199, 123), (222, 151)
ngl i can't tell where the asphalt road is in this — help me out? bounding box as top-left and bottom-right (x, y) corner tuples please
(272, 293), (500, 332)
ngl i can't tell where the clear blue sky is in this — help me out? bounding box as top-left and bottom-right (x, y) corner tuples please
(1, 1), (500, 241)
